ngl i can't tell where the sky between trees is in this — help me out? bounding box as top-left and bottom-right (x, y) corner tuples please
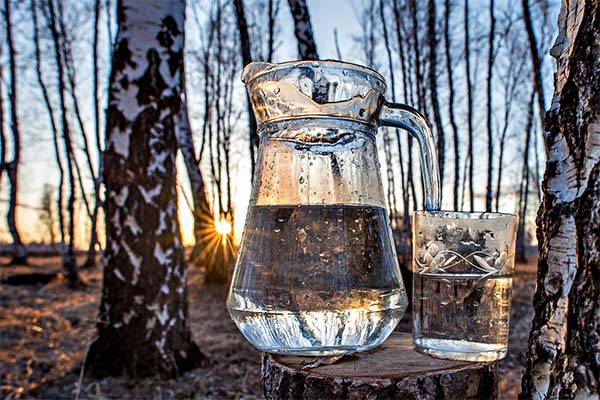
(0, 0), (560, 247)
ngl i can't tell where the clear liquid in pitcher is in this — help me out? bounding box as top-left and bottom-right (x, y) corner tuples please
(227, 204), (407, 355)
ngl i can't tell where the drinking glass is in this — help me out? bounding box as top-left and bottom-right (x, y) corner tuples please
(412, 211), (517, 362)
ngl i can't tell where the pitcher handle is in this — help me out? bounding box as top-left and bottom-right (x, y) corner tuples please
(377, 101), (441, 211)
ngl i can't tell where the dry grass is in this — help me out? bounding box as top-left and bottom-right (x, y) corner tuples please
(0, 257), (261, 399)
(498, 259), (538, 400)
(0, 257), (98, 399)
(0, 256), (537, 399)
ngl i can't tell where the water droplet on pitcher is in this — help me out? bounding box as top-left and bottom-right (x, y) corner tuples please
(299, 176), (305, 184)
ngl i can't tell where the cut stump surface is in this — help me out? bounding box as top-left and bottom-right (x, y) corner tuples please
(262, 333), (498, 399)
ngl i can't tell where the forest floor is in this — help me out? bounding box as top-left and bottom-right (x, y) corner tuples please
(0, 256), (537, 400)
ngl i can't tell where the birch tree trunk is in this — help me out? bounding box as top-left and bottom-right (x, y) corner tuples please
(516, 91), (535, 263)
(32, 0), (67, 262)
(427, 0), (446, 192)
(83, 0), (103, 269)
(3, 0), (29, 266)
(521, 0), (600, 397)
(391, 0), (412, 224)
(464, 0), (475, 212)
(444, 0), (460, 211)
(0, 66), (5, 186)
(233, 0), (259, 176)
(379, 0), (400, 219)
(267, 0), (277, 62)
(485, 0), (495, 212)
(46, 0), (78, 282)
(406, 0), (421, 211)
(522, 0), (547, 129)
(176, 92), (233, 285)
(287, 0), (318, 59)
(59, 10), (99, 269)
(85, 0), (202, 377)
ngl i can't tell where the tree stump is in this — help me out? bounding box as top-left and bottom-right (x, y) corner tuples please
(262, 333), (498, 400)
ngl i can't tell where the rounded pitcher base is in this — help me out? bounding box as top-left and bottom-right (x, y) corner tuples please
(228, 303), (406, 356)
(414, 337), (507, 362)
(259, 343), (380, 356)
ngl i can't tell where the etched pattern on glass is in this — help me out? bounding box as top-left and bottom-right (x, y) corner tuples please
(415, 241), (512, 278)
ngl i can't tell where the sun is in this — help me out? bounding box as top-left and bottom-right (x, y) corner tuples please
(215, 218), (232, 236)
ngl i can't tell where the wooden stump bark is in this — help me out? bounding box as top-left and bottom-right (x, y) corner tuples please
(262, 333), (498, 400)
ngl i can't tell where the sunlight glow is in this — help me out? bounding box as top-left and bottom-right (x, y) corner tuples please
(215, 218), (232, 236)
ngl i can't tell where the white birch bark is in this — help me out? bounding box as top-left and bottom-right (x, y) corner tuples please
(86, 0), (202, 377)
(521, 1), (600, 398)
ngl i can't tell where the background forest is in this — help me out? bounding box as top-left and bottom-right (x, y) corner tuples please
(0, 0), (557, 266)
(1, 0), (581, 399)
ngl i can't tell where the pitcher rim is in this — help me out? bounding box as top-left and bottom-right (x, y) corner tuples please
(241, 59), (387, 88)
(414, 210), (518, 220)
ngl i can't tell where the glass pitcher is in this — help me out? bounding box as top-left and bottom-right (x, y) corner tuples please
(227, 60), (440, 355)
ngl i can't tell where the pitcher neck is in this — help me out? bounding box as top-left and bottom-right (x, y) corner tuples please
(257, 117), (378, 143)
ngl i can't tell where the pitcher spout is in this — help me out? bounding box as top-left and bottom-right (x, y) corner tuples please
(241, 62), (276, 85)
(241, 60), (386, 126)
